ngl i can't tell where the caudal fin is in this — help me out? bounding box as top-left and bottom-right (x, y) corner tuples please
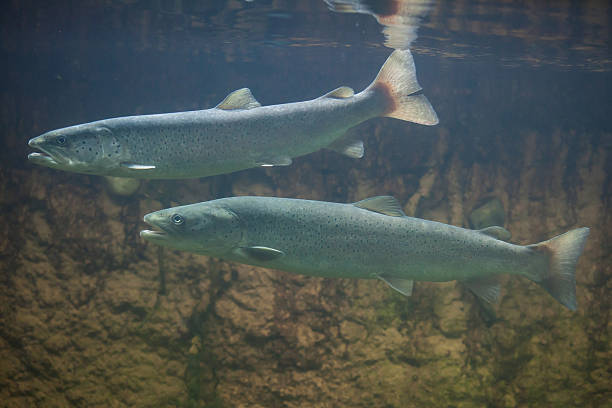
(528, 227), (590, 311)
(369, 49), (438, 125)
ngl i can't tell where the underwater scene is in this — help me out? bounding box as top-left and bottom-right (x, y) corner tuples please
(1, 0), (611, 407)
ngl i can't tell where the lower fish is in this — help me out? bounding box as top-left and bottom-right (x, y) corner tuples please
(140, 196), (589, 311)
(27, 50), (438, 179)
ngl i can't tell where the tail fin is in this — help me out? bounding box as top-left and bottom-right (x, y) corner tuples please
(527, 227), (590, 311)
(369, 49), (438, 125)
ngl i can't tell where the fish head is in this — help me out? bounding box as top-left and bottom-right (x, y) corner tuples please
(141, 202), (243, 255)
(28, 123), (124, 174)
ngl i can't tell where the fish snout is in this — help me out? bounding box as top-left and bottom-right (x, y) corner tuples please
(142, 212), (159, 229)
(143, 212), (165, 226)
(28, 137), (41, 148)
(141, 212), (169, 241)
(27, 136), (61, 167)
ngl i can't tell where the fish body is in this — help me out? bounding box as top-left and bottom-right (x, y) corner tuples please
(28, 50), (438, 179)
(141, 196), (590, 310)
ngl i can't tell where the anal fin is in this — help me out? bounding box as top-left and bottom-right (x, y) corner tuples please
(463, 276), (501, 305)
(328, 139), (364, 159)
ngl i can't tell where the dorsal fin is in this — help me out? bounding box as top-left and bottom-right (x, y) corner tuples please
(216, 88), (261, 110)
(320, 86), (355, 99)
(478, 226), (511, 241)
(353, 196), (405, 217)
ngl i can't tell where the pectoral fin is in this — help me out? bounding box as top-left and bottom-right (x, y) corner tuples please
(379, 276), (414, 296)
(328, 138), (364, 159)
(353, 196), (405, 217)
(216, 88), (261, 110)
(463, 276), (501, 304)
(233, 246), (285, 262)
(121, 162), (156, 170)
(478, 226), (511, 241)
(257, 156), (292, 167)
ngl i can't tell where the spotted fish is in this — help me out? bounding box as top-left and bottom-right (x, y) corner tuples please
(140, 196), (590, 311)
(27, 50), (438, 179)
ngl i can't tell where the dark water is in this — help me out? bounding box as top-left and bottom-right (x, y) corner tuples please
(4, 1), (610, 159)
(2, 1), (611, 407)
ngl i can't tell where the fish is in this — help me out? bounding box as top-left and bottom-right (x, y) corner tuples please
(140, 195), (590, 311)
(27, 50), (438, 179)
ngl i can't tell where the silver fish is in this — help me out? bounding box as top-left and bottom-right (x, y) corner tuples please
(140, 196), (590, 311)
(27, 50), (438, 179)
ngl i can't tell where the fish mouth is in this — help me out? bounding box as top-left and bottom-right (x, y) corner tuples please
(140, 229), (167, 238)
(27, 151), (59, 167)
(28, 137), (63, 167)
(140, 214), (169, 242)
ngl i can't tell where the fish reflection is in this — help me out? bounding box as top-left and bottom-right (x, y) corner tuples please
(325, 0), (434, 49)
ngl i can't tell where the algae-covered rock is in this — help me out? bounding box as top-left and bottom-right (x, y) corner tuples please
(339, 320), (367, 343)
(469, 198), (505, 229)
(103, 176), (141, 196)
(5, 122), (611, 408)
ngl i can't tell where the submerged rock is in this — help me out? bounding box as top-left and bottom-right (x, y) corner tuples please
(469, 198), (505, 229)
(103, 176), (141, 197)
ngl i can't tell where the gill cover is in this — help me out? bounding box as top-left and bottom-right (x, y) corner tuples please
(62, 125), (124, 171)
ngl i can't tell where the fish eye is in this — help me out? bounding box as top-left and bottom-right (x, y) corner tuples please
(55, 136), (67, 145)
(171, 214), (184, 225)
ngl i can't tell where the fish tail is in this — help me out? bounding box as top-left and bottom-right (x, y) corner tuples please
(369, 49), (438, 125)
(527, 227), (590, 311)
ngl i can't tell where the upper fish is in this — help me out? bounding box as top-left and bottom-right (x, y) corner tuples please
(140, 195), (589, 311)
(27, 50), (438, 179)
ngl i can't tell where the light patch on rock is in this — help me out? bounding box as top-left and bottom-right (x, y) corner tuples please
(103, 176), (141, 196)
